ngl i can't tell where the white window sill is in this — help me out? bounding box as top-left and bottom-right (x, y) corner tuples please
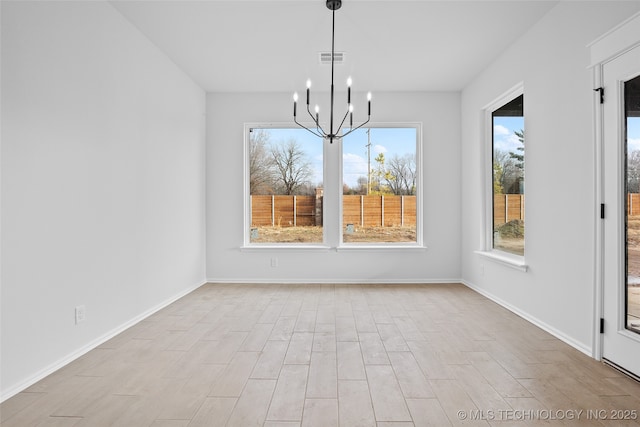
(240, 244), (427, 252)
(337, 244), (427, 252)
(475, 250), (528, 272)
(241, 244), (332, 252)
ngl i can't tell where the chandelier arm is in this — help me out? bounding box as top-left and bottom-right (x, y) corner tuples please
(340, 117), (371, 138)
(335, 108), (351, 136)
(294, 118), (325, 138)
(306, 104), (327, 136)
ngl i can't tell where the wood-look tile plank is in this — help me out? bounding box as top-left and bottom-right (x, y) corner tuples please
(33, 416), (83, 426)
(366, 365), (412, 422)
(449, 364), (511, 414)
(284, 332), (314, 365)
(378, 323), (410, 352)
(336, 316), (359, 342)
(295, 310), (317, 332)
(312, 332), (337, 352)
(251, 340), (289, 379)
(429, 379), (489, 426)
(354, 310), (378, 333)
(301, 399), (338, 427)
(240, 323), (274, 352)
(0, 392), (45, 423)
(209, 351), (259, 397)
(225, 379), (277, 427)
(337, 341), (367, 380)
(263, 422), (301, 427)
(359, 332), (390, 365)
(187, 397), (236, 427)
(269, 316), (297, 341)
(388, 351), (435, 398)
(149, 421), (190, 427)
(338, 380), (376, 427)
(266, 364), (309, 422)
(307, 351), (337, 398)
(405, 398), (452, 427)
(408, 341), (453, 380)
(70, 394), (140, 426)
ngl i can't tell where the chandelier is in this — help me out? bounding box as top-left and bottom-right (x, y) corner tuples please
(293, 0), (371, 144)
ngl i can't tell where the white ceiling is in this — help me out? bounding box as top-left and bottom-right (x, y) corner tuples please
(110, 0), (559, 93)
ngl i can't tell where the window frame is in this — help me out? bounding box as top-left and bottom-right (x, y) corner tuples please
(338, 122), (424, 249)
(477, 84), (528, 271)
(242, 122), (425, 250)
(243, 122), (328, 249)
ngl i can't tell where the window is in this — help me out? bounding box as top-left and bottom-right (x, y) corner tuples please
(490, 92), (525, 256)
(247, 127), (323, 244)
(342, 126), (420, 244)
(245, 124), (422, 247)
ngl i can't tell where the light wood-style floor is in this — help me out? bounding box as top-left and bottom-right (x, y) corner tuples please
(2, 283), (640, 426)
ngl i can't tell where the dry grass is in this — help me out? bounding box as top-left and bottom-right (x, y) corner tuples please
(250, 225), (416, 243)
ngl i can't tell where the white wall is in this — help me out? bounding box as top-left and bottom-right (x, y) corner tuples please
(206, 92), (461, 282)
(460, 1), (640, 354)
(1, 1), (206, 399)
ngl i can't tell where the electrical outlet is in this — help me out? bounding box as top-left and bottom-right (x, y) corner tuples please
(271, 257), (278, 267)
(75, 305), (86, 324)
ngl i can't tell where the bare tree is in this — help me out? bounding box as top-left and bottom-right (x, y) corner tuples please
(628, 150), (640, 193)
(385, 153), (416, 195)
(270, 139), (313, 195)
(249, 129), (275, 194)
(494, 149), (520, 194)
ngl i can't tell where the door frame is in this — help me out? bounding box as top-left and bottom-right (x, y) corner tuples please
(591, 12), (640, 362)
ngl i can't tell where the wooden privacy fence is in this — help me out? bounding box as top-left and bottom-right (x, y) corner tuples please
(343, 195), (416, 227)
(629, 194), (640, 216)
(251, 195), (318, 227)
(494, 194), (524, 225)
(250, 195), (417, 227)
(493, 194), (640, 225)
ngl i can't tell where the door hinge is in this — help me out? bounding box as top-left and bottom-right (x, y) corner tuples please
(594, 87), (604, 104)
(600, 203), (605, 219)
(600, 318), (604, 334)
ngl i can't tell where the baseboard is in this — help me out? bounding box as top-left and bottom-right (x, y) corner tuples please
(205, 278), (463, 285)
(461, 279), (593, 357)
(1, 279), (206, 403)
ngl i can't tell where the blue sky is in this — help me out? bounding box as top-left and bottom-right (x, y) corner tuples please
(493, 116), (524, 153)
(263, 127), (417, 187)
(263, 119), (639, 188)
(493, 116), (640, 153)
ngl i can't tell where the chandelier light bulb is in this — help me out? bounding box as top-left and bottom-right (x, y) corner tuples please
(349, 104), (354, 113)
(293, 92), (298, 102)
(315, 105), (320, 114)
(307, 79), (312, 89)
(367, 92), (372, 101)
(347, 77), (352, 87)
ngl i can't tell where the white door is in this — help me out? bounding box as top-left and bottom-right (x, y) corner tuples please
(602, 43), (640, 378)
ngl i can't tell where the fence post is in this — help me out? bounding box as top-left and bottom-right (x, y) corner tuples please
(401, 196), (405, 226)
(361, 195), (364, 226)
(381, 195), (385, 227)
(293, 195), (297, 227)
(271, 195), (275, 226)
(315, 187), (323, 226)
(505, 194), (509, 223)
(520, 194), (524, 221)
